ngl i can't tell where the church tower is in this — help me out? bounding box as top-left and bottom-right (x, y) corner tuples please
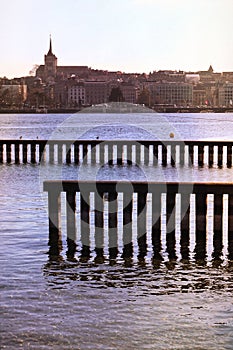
(44, 36), (57, 80)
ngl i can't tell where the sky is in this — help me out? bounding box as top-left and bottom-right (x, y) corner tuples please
(1, 0), (233, 78)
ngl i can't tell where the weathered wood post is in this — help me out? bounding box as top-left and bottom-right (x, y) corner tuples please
(91, 143), (96, 164)
(153, 144), (158, 166)
(66, 190), (76, 259)
(152, 188), (162, 260)
(99, 143), (105, 165)
(80, 191), (91, 259)
(227, 144), (232, 168)
(15, 143), (20, 164)
(108, 191), (118, 259)
(31, 143), (36, 164)
(94, 190), (104, 261)
(108, 143), (113, 165)
(82, 143), (88, 164)
(228, 194), (233, 260)
(127, 142), (133, 165)
(213, 194), (223, 260)
(166, 186), (177, 260)
(135, 143), (141, 165)
(218, 145), (223, 167)
(208, 145), (214, 167)
(74, 143), (79, 164)
(117, 143), (123, 165)
(198, 145), (204, 167)
(162, 144), (167, 166)
(122, 186), (133, 258)
(188, 144), (194, 166)
(57, 143), (63, 164)
(49, 142), (54, 163)
(39, 142), (45, 163)
(144, 144), (150, 165)
(0, 143), (3, 163)
(179, 144), (185, 166)
(195, 191), (207, 261)
(66, 142), (71, 164)
(180, 190), (191, 260)
(47, 187), (62, 257)
(23, 143), (27, 164)
(6, 143), (11, 163)
(170, 143), (176, 166)
(137, 187), (147, 259)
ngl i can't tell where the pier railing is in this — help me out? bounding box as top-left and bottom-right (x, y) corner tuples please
(44, 180), (233, 261)
(1, 139), (233, 167)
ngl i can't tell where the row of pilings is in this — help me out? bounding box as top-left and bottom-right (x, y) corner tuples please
(1, 139), (233, 167)
(43, 181), (233, 261)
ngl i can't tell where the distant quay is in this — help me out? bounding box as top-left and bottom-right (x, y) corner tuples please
(1, 106), (233, 114)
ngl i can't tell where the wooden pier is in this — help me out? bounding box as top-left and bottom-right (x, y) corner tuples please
(1, 139), (233, 167)
(43, 180), (233, 261)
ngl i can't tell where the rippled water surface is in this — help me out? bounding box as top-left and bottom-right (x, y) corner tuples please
(1, 113), (233, 349)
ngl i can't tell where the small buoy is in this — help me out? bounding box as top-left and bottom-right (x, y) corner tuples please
(169, 132), (174, 138)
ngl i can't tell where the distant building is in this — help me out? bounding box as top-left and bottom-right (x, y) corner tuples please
(150, 82), (193, 106)
(219, 83), (233, 106)
(85, 81), (109, 105)
(68, 82), (85, 106)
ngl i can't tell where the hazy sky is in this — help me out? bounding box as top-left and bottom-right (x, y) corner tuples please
(1, 0), (233, 78)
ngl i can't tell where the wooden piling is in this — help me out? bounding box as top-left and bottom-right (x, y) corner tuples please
(48, 189), (62, 256)
(153, 144), (158, 165)
(15, 143), (20, 164)
(23, 143), (27, 163)
(31, 143), (36, 164)
(228, 194), (233, 260)
(208, 145), (214, 167)
(94, 191), (104, 260)
(122, 191), (133, 258)
(144, 144), (150, 165)
(162, 144), (167, 166)
(80, 192), (91, 259)
(218, 145), (223, 167)
(6, 143), (11, 163)
(152, 190), (162, 260)
(195, 193), (207, 260)
(180, 192), (190, 260)
(227, 145), (232, 168)
(0, 143), (3, 163)
(188, 144), (194, 166)
(198, 145), (204, 167)
(213, 194), (223, 260)
(137, 191), (147, 259)
(166, 190), (177, 260)
(66, 191), (76, 258)
(108, 191), (118, 259)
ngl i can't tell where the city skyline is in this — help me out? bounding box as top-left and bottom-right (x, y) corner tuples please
(1, 0), (233, 78)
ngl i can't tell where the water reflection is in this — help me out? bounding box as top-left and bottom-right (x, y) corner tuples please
(44, 249), (233, 295)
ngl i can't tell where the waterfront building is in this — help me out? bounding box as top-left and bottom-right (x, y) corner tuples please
(84, 81), (109, 105)
(219, 83), (233, 106)
(149, 82), (193, 106)
(68, 82), (86, 107)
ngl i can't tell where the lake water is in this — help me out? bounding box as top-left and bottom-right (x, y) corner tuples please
(1, 111), (233, 350)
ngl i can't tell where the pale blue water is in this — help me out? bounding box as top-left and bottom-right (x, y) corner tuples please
(1, 112), (233, 350)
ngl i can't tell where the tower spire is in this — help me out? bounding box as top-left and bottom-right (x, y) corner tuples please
(48, 34), (53, 55)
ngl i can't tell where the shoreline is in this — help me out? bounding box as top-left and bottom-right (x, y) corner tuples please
(1, 107), (233, 114)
